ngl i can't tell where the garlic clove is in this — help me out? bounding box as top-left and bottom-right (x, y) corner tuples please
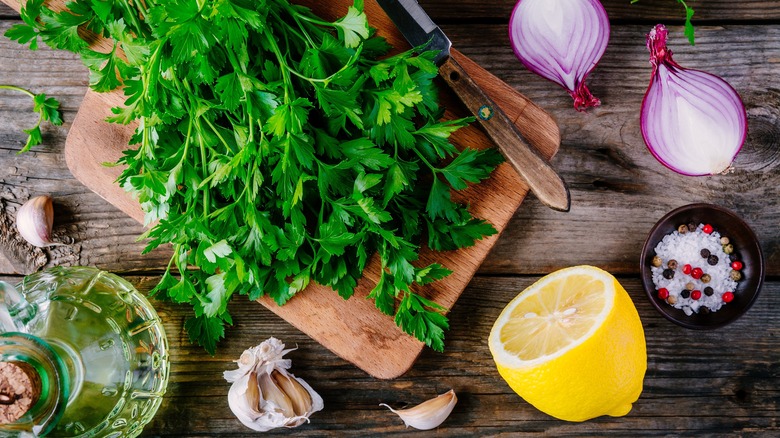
(271, 370), (312, 418)
(381, 389), (457, 430)
(15, 195), (62, 247)
(258, 371), (296, 417)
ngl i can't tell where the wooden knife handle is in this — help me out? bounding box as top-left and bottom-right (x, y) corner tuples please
(439, 56), (571, 212)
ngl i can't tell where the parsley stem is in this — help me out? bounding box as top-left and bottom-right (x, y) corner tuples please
(0, 84), (35, 98)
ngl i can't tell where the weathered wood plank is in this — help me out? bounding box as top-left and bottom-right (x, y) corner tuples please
(2, 21), (779, 276)
(2, 274), (775, 436)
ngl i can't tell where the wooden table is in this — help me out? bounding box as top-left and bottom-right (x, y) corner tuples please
(1, 1), (778, 436)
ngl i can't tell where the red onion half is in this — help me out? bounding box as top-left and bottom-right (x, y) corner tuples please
(509, 0), (609, 111)
(641, 25), (747, 176)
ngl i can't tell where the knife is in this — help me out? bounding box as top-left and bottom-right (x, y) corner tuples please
(375, 0), (571, 212)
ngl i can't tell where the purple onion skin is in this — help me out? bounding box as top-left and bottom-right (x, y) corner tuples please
(641, 25), (748, 176)
(509, 0), (610, 111)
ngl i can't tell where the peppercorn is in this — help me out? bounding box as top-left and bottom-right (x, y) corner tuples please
(678, 224), (688, 234)
(685, 282), (695, 291)
(723, 291), (734, 303)
(723, 243), (734, 255)
(667, 259), (678, 270)
(700, 248), (711, 258)
(658, 288), (669, 300)
(729, 254), (738, 262)
(731, 260), (744, 271)
(691, 290), (702, 300)
(668, 295), (678, 305)
(652, 256), (663, 267)
(663, 269), (675, 279)
(691, 267), (704, 280)
(687, 222), (697, 232)
(701, 274), (712, 284)
(704, 286), (714, 296)
(682, 264), (692, 275)
(730, 270), (742, 281)
(720, 236), (730, 245)
(699, 307), (710, 315)
(702, 224), (714, 234)
(707, 255), (719, 266)
(681, 290), (691, 299)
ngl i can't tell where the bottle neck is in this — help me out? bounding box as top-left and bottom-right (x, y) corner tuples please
(0, 333), (70, 437)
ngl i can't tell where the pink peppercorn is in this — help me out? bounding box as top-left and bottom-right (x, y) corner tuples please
(731, 261), (744, 271)
(723, 291), (734, 303)
(658, 288), (669, 300)
(682, 264), (692, 275)
(691, 267), (704, 280)
(702, 224), (714, 234)
(691, 290), (702, 300)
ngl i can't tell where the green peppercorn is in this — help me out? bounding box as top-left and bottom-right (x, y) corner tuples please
(686, 282), (695, 291)
(723, 243), (734, 255)
(720, 236), (730, 245)
(730, 270), (742, 281)
(701, 274), (712, 284)
(667, 259), (678, 270)
(652, 256), (663, 267)
(678, 224), (688, 234)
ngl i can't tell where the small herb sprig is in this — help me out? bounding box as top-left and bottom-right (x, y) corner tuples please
(7, 0), (502, 353)
(0, 84), (62, 151)
(632, 0), (696, 45)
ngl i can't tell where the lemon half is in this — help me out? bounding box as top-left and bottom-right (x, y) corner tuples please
(488, 266), (647, 422)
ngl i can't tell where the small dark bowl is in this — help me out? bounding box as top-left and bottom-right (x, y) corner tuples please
(640, 203), (765, 329)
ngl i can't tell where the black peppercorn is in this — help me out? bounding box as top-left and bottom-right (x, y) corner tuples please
(729, 254), (738, 262)
(667, 259), (678, 270)
(707, 255), (719, 266)
(687, 222), (697, 232)
(700, 248), (711, 258)
(663, 269), (675, 279)
(704, 287), (714, 296)
(681, 290), (691, 299)
(699, 307), (710, 315)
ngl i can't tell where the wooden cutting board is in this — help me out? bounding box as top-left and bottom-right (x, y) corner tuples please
(6, 0), (560, 378)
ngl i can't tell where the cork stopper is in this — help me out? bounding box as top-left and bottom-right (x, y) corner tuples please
(0, 361), (42, 424)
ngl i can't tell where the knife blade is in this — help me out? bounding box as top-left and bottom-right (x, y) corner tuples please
(376, 0), (571, 212)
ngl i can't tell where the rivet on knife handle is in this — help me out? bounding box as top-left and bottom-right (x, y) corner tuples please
(439, 57), (571, 212)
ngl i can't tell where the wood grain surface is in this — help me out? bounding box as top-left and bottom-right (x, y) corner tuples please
(1, 0), (779, 436)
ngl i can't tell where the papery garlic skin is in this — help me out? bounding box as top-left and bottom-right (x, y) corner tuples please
(381, 389), (457, 430)
(224, 338), (323, 432)
(15, 195), (57, 247)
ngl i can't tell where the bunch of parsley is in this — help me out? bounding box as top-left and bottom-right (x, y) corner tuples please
(7, 0), (502, 353)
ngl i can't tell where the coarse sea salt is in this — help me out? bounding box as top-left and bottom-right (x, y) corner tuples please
(651, 224), (738, 315)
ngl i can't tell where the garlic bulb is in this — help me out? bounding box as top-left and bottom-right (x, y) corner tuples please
(381, 389), (457, 430)
(223, 338), (323, 432)
(15, 195), (61, 247)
